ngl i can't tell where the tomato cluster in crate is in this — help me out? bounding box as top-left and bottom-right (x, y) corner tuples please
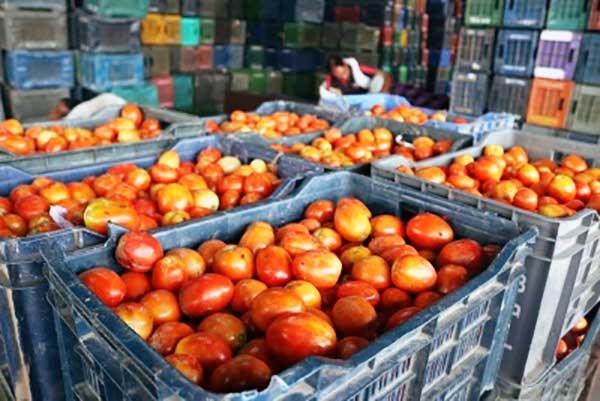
(0, 105), (161, 156)
(368, 103), (469, 126)
(399, 144), (600, 218)
(0, 147), (283, 238)
(556, 317), (592, 362)
(270, 126), (456, 168)
(80, 197), (503, 394)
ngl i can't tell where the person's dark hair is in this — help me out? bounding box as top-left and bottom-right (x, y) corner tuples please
(328, 56), (345, 69)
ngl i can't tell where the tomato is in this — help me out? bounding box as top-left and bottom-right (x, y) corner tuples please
(339, 245), (371, 270)
(209, 355), (271, 393)
(219, 189), (241, 210)
(120, 271), (151, 301)
(10, 185), (37, 203)
(115, 231), (163, 273)
(300, 218), (321, 232)
(280, 231), (322, 256)
(198, 239), (226, 268)
(92, 174), (120, 196)
(556, 339), (569, 360)
(337, 336), (369, 359)
(436, 264), (469, 294)
(141, 119), (160, 132)
(571, 318), (588, 336)
(212, 245), (254, 282)
(405, 213), (454, 250)
(368, 235), (406, 255)
(391, 255), (437, 293)
(332, 295), (378, 338)
(67, 182), (96, 204)
(179, 274), (234, 318)
(239, 222), (275, 254)
(166, 354), (204, 385)
(334, 198), (372, 242)
(379, 244), (418, 265)
(266, 312), (337, 366)
(547, 174), (577, 204)
(231, 279), (267, 313)
(198, 312), (247, 351)
(115, 303), (154, 340)
(513, 188), (539, 212)
(380, 288), (412, 315)
(437, 239), (484, 275)
(216, 174), (244, 194)
(292, 250), (342, 289)
(336, 281), (380, 307)
(370, 215), (404, 237)
(385, 307), (421, 331)
(2, 135), (34, 155)
(416, 166), (446, 183)
(2, 214), (26, 237)
(79, 267), (126, 307)
(414, 291), (442, 308)
(156, 184), (193, 214)
(250, 288), (306, 331)
(139, 215), (159, 231)
(151, 255), (188, 291)
(285, 280), (322, 309)
(150, 164), (178, 184)
(0, 197), (12, 216)
(562, 154), (588, 173)
(175, 332), (232, 373)
(304, 200), (335, 223)
(275, 222), (309, 241)
(238, 338), (279, 371)
(256, 245), (292, 286)
(83, 199), (140, 234)
(166, 248), (206, 279)
(140, 289), (181, 325)
(351, 255), (391, 291)
(14, 194), (49, 221)
(312, 227), (343, 252)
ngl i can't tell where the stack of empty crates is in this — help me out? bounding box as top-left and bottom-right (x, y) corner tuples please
(391, 0), (428, 88)
(0, 0), (72, 121)
(74, 0), (152, 105)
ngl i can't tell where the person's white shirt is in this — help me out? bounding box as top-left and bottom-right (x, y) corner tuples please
(65, 93), (127, 120)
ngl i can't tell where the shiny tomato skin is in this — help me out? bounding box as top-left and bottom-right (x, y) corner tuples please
(436, 264), (469, 294)
(120, 271), (151, 301)
(304, 200), (335, 223)
(385, 307), (421, 331)
(212, 245), (254, 282)
(414, 291), (443, 308)
(405, 213), (454, 250)
(178, 274), (234, 318)
(437, 239), (484, 275)
(391, 255), (437, 293)
(175, 332), (232, 373)
(231, 279), (267, 313)
(332, 296), (378, 337)
(115, 302), (154, 340)
(151, 255), (188, 291)
(337, 336), (369, 359)
(83, 199), (140, 235)
(255, 245), (292, 287)
(140, 289), (181, 325)
(291, 250), (342, 289)
(209, 355), (272, 393)
(238, 338), (279, 371)
(351, 255), (391, 290)
(80, 267), (126, 307)
(148, 322), (194, 355)
(14, 194), (49, 221)
(197, 239), (226, 268)
(370, 215), (404, 237)
(285, 280), (322, 309)
(115, 231), (163, 273)
(198, 312), (247, 351)
(380, 288), (413, 315)
(250, 288), (306, 332)
(336, 281), (380, 307)
(166, 354), (204, 385)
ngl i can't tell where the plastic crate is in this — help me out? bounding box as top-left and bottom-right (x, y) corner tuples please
(83, 0), (150, 18)
(575, 33), (600, 86)
(0, 9), (67, 50)
(456, 28), (495, 73)
(494, 29), (538, 78)
(244, 0), (281, 20)
(180, 17), (200, 46)
(229, 69), (250, 91)
(212, 45), (228, 69)
(141, 13), (181, 45)
(567, 84), (600, 136)
(465, 0), (504, 26)
(73, 10), (141, 53)
(173, 74), (193, 112)
(579, 336), (600, 401)
(110, 84), (159, 107)
(360, 0), (394, 27)
(502, 0), (547, 28)
(79, 52), (143, 91)
(248, 70), (282, 95)
(245, 45), (277, 69)
(372, 129), (600, 387)
(246, 21), (283, 48)
(148, 0), (179, 13)
(143, 46), (170, 78)
(526, 78), (574, 129)
(546, 0), (591, 30)
(2, 86), (69, 122)
(281, 0), (325, 22)
(450, 71), (489, 116)
(283, 22), (322, 48)
(196, 45), (213, 70)
(193, 71), (229, 105)
(340, 23), (381, 51)
(0, 0), (66, 9)
(151, 75), (174, 109)
(44, 171), (534, 401)
(4, 50), (74, 90)
(227, 45), (244, 70)
(230, 19), (246, 45)
(487, 76), (531, 118)
(534, 30), (582, 81)
(334, 4), (360, 22)
(522, 123), (600, 145)
(198, 17), (215, 45)
(169, 46), (196, 73)
(277, 48), (323, 72)
(196, 0), (228, 18)
(591, 0), (600, 30)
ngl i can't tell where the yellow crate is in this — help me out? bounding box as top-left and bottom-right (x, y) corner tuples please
(163, 15), (181, 45)
(141, 14), (181, 45)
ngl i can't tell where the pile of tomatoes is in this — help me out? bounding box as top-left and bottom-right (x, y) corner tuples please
(368, 104), (468, 126)
(0, 105), (161, 156)
(80, 197), (500, 393)
(400, 144), (600, 217)
(556, 317), (590, 362)
(270, 127), (455, 168)
(0, 148), (281, 238)
(205, 110), (331, 139)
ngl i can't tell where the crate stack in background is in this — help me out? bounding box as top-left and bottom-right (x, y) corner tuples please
(0, 0), (73, 121)
(73, 0), (151, 106)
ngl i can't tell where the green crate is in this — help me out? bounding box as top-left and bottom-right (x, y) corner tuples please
(265, 71), (282, 95)
(283, 22), (321, 48)
(173, 74), (194, 112)
(397, 65), (409, 83)
(245, 45), (265, 69)
(199, 17), (215, 45)
(248, 70), (267, 94)
(340, 23), (380, 51)
(230, 69), (251, 92)
(465, 0), (505, 26)
(282, 73), (316, 99)
(180, 17), (200, 46)
(321, 22), (342, 49)
(83, 0), (149, 18)
(110, 84), (159, 107)
(380, 46), (393, 70)
(547, 0), (590, 30)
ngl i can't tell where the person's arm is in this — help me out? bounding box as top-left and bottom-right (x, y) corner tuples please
(359, 65), (392, 93)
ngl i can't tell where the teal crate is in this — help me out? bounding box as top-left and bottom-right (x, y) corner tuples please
(283, 22), (321, 48)
(83, 0), (149, 18)
(110, 84), (159, 106)
(199, 17), (215, 45)
(180, 17), (200, 46)
(173, 74), (193, 112)
(547, 0), (590, 30)
(465, 0), (505, 26)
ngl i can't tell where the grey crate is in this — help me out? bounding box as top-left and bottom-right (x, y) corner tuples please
(340, 23), (380, 51)
(0, 0), (66, 9)
(321, 22), (341, 49)
(148, 0), (179, 13)
(450, 71), (490, 116)
(372, 129), (600, 388)
(456, 28), (496, 73)
(143, 45), (171, 78)
(487, 76), (531, 117)
(169, 45), (197, 72)
(0, 9), (67, 50)
(229, 69), (250, 91)
(2, 86), (69, 122)
(567, 84), (600, 137)
(73, 10), (140, 53)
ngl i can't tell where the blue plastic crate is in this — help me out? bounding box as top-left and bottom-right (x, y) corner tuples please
(0, 134), (315, 401)
(44, 171), (535, 401)
(503, 0), (547, 28)
(429, 49), (452, 68)
(73, 9), (141, 53)
(4, 50), (74, 90)
(277, 48), (324, 72)
(281, 0), (325, 22)
(78, 52), (144, 91)
(575, 33), (600, 86)
(227, 45), (244, 70)
(495, 29), (539, 78)
(212, 45), (228, 69)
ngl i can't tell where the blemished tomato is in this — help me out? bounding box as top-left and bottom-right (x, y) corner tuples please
(175, 332), (232, 373)
(334, 198), (372, 242)
(255, 245), (292, 287)
(116, 231), (164, 273)
(80, 267), (127, 307)
(198, 312), (247, 351)
(291, 250), (342, 289)
(231, 279), (267, 313)
(556, 339), (569, 360)
(436, 264), (469, 294)
(148, 322), (194, 355)
(351, 255), (391, 291)
(179, 274), (234, 318)
(209, 355), (272, 393)
(437, 239), (484, 275)
(304, 200), (335, 223)
(405, 213), (454, 250)
(385, 307), (421, 331)
(239, 222), (275, 254)
(250, 288), (306, 332)
(156, 184), (193, 214)
(332, 296), (378, 337)
(166, 354), (204, 385)
(313, 227), (343, 252)
(167, 248), (206, 279)
(336, 281), (380, 307)
(121, 271), (151, 301)
(370, 215), (404, 237)
(337, 336), (369, 359)
(83, 199), (140, 235)
(414, 291), (443, 308)
(266, 312), (337, 366)
(14, 194), (49, 221)
(115, 302), (154, 340)
(379, 244), (419, 265)
(368, 235), (406, 255)
(197, 239), (226, 268)
(140, 289), (181, 325)
(213, 245), (255, 282)
(280, 231), (322, 256)
(151, 255), (189, 291)
(285, 280), (322, 309)
(391, 255), (437, 293)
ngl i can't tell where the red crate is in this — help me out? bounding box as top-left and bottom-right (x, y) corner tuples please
(526, 78), (575, 129)
(197, 45), (213, 70)
(590, 0), (600, 30)
(381, 26), (394, 47)
(151, 75), (174, 109)
(334, 5), (360, 23)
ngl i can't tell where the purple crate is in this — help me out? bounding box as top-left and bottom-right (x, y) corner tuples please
(534, 30), (582, 80)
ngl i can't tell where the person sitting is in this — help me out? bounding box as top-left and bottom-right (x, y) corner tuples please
(319, 56), (391, 100)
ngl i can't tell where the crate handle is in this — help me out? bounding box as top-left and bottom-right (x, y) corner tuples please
(568, 48), (575, 63)
(584, 0), (591, 12)
(508, 0), (515, 10)
(571, 99), (579, 114)
(497, 44), (504, 58)
(558, 98), (565, 111)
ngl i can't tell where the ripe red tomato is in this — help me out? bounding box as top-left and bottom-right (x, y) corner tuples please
(391, 255), (437, 293)
(120, 271), (151, 301)
(436, 264), (469, 294)
(166, 248), (206, 279)
(231, 279), (267, 313)
(238, 338), (279, 371)
(304, 200), (335, 223)
(285, 280), (322, 309)
(115, 302), (154, 340)
(370, 215), (404, 237)
(213, 245), (255, 282)
(379, 244), (418, 265)
(279, 231), (322, 256)
(83, 199), (140, 235)
(414, 291), (443, 308)
(14, 194), (49, 221)
(437, 239), (484, 275)
(197, 239), (226, 268)
(405, 213), (454, 250)
(178, 274), (234, 318)
(291, 250), (342, 289)
(250, 288), (306, 332)
(312, 227), (343, 252)
(80, 267), (126, 307)
(336, 281), (380, 307)
(151, 255), (189, 291)
(120, 104), (143, 127)
(116, 231), (164, 273)
(332, 296), (378, 337)
(148, 321), (194, 355)
(166, 354), (204, 385)
(385, 307), (421, 331)
(209, 355), (272, 393)
(198, 312), (247, 351)
(380, 288), (413, 315)
(175, 332), (232, 373)
(255, 245), (292, 287)
(140, 289), (181, 325)
(351, 255), (391, 290)
(337, 336), (369, 359)
(239, 222), (275, 254)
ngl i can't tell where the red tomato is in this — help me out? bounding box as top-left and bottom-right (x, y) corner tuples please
(120, 104), (143, 127)
(250, 288), (306, 332)
(385, 307), (421, 331)
(151, 255), (189, 291)
(167, 248), (206, 279)
(175, 332), (232, 373)
(391, 255), (437, 293)
(148, 322), (194, 355)
(380, 288), (413, 315)
(436, 264), (469, 294)
(336, 281), (380, 307)
(209, 355), (272, 393)
(166, 354), (204, 385)
(115, 302), (154, 340)
(198, 312), (247, 351)
(414, 291), (443, 308)
(238, 338), (279, 371)
(256, 245), (292, 287)
(291, 250), (342, 289)
(80, 267), (126, 307)
(351, 255), (391, 290)
(140, 289), (181, 325)
(405, 213), (454, 250)
(83, 199), (140, 234)
(370, 215), (404, 237)
(179, 274), (234, 318)
(337, 336), (369, 359)
(285, 280), (322, 309)
(198, 239), (226, 268)
(334, 198), (372, 242)
(332, 296), (378, 337)
(231, 279), (267, 313)
(212, 245), (255, 282)
(437, 239), (484, 275)
(14, 195), (49, 221)
(120, 271), (151, 301)
(115, 231), (164, 273)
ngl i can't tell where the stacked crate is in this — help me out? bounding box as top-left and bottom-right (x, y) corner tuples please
(75, 0), (151, 105)
(392, 0), (429, 88)
(0, 0), (73, 121)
